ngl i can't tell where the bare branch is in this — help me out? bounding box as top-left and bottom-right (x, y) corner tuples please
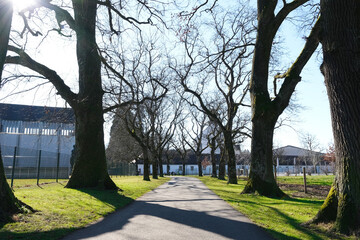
(5, 46), (77, 107)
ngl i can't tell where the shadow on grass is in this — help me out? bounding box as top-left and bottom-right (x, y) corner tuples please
(0, 188), (135, 240)
(77, 188), (134, 209)
(0, 228), (77, 240)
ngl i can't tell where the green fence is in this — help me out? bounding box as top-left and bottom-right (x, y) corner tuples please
(108, 162), (137, 176)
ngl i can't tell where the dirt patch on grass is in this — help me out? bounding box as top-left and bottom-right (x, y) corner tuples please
(278, 183), (331, 199)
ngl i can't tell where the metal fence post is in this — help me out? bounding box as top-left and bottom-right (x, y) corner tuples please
(56, 152), (60, 182)
(37, 150), (42, 186)
(10, 147), (17, 188)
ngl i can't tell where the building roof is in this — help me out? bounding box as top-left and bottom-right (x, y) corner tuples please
(274, 145), (323, 157)
(0, 103), (75, 124)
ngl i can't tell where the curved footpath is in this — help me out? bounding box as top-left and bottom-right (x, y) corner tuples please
(62, 177), (273, 240)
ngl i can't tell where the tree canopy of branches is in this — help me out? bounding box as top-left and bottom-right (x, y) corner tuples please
(172, 2), (253, 184)
(181, 110), (208, 177)
(242, 0), (321, 197)
(310, 0), (360, 235)
(4, 0), (163, 189)
(112, 35), (170, 180)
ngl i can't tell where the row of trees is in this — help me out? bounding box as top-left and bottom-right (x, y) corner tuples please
(0, 0), (359, 235)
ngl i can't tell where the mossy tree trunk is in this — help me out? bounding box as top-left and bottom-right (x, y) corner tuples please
(312, 1), (360, 235)
(242, 116), (285, 197)
(243, 0), (321, 197)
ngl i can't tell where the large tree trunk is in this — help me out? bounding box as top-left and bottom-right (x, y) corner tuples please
(65, 0), (116, 189)
(311, 1), (360, 235)
(197, 154), (203, 177)
(242, 118), (285, 197)
(67, 106), (116, 189)
(224, 131), (237, 184)
(218, 147), (226, 180)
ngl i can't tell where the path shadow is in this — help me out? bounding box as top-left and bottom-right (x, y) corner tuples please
(61, 200), (272, 240)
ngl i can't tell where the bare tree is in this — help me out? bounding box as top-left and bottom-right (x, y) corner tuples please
(171, 2), (254, 184)
(300, 132), (322, 173)
(242, 0), (321, 197)
(4, 0), (165, 189)
(172, 129), (189, 176)
(182, 110), (208, 177)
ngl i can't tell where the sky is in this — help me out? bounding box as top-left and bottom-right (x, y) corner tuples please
(1, 0), (333, 152)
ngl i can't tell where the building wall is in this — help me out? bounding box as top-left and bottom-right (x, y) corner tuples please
(0, 120), (75, 168)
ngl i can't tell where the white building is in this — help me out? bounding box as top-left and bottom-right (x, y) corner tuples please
(0, 103), (75, 177)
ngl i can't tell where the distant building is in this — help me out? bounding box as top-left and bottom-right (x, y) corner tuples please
(273, 145), (332, 174)
(0, 103), (75, 175)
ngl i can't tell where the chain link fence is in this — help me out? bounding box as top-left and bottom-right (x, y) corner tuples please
(1, 145), (137, 187)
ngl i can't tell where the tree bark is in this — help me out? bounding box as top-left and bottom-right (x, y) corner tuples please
(182, 162), (185, 176)
(65, 0), (116, 189)
(0, 0), (12, 81)
(197, 154), (203, 177)
(158, 150), (164, 177)
(224, 131), (237, 184)
(243, 0), (320, 197)
(152, 158), (158, 179)
(311, 1), (360, 235)
(0, 150), (34, 222)
(142, 146), (150, 181)
(242, 117), (285, 197)
(210, 139), (217, 178)
(218, 147), (226, 180)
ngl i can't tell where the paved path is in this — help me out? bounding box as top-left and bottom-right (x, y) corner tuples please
(62, 177), (273, 240)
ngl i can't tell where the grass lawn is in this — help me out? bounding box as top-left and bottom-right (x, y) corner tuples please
(277, 175), (335, 186)
(1, 176), (169, 240)
(198, 176), (355, 240)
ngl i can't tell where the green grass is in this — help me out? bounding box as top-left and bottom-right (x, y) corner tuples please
(1, 176), (169, 240)
(277, 175), (335, 186)
(198, 176), (355, 240)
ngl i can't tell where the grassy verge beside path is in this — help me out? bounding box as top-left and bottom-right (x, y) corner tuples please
(198, 176), (355, 240)
(277, 175), (334, 186)
(1, 176), (169, 240)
